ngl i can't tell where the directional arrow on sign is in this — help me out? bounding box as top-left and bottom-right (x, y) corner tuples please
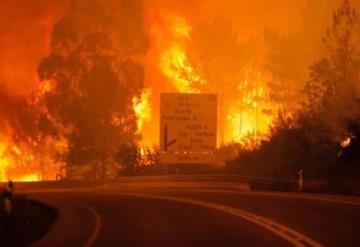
(164, 124), (177, 151)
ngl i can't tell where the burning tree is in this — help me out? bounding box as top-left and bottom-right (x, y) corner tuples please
(227, 0), (360, 182)
(263, 0), (342, 118)
(188, 18), (247, 145)
(0, 89), (39, 181)
(305, 0), (360, 144)
(37, 0), (149, 179)
(303, 0), (360, 182)
(188, 17), (276, 146)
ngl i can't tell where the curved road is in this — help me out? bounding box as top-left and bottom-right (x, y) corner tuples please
(26, 181), (360, 247)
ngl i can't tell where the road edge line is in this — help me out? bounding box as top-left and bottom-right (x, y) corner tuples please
(111, 192), (324, 247)
(202, 190), (360, 206)
(76, 203), (102, 247)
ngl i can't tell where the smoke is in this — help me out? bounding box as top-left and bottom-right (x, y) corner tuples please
(0, 0), (69, 96)
(1, 0), (357, 180)
(146, 0), (306, 37)
(0, 0), (341, 98)
(0, 0), (150, 180)
(0, 0), (346, 96)
(140, 0), (347, 146)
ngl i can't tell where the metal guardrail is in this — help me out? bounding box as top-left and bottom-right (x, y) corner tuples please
(0, 175), (297, 192)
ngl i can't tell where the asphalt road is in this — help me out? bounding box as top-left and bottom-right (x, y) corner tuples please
(24, 180), (360, 247)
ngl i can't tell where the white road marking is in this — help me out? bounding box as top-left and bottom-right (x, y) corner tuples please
(98, 185), (360, 206)
(106, 192), (324, 247)
(76, 203), (102, 247)
(182, 189), (360, 206)
(27, 187), (359, 246)
(25, 186), (360, 206)
(262, 193), (360, 206)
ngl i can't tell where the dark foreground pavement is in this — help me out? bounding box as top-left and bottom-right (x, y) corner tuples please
(25, 180), (360, 247)
(31, 192), (289, 247)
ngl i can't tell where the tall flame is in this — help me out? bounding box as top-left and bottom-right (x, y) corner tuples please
(152, 14), (204, 93)
(133, 89), (152, 134)
(225, 72), (276, 147)
(145, 13), (277, 149)
(0, 10), (284, 181)
(0, 133), (66, 182)
(0, 141), (40, 182)
(160, 44), (202, 93)
(0, 142), (10, 182)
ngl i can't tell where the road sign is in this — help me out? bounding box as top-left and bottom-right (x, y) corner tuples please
(160, 152), (217, 164)
(160, 93), (217, 164)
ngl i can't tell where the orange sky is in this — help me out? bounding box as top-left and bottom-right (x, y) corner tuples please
(4, 0), (352, 95)
(0, 0), (311, 96)
(148, 0), (308, 38)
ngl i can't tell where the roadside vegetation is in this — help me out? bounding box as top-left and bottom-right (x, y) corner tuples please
(225, 0), (360, 194)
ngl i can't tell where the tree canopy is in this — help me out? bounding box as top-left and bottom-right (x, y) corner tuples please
(37, 0), (148, 178)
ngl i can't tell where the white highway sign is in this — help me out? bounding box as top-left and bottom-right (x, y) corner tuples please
(160, 93), (217, 164)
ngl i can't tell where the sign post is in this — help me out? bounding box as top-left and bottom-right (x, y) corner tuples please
(160, 93), (217, 164)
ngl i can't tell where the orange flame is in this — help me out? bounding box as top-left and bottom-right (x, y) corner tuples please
(341, 137), (351, 148)
(0, 11), (284, 180)
(225, 71), (276, 147)
(133, 89), (152, 134)
(0, 135), (66, 182)
(0, 141), (41, 182)
(143, 13), (278, 149)
(151, 13), (204, 93)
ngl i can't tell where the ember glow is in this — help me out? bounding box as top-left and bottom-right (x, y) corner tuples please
(341, 137), (352, 148)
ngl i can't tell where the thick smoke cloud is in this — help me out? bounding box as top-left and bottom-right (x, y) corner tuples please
(0, 0), (343, 98)
(0, 0), (68, 95)
(0, 0), (353, 167)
